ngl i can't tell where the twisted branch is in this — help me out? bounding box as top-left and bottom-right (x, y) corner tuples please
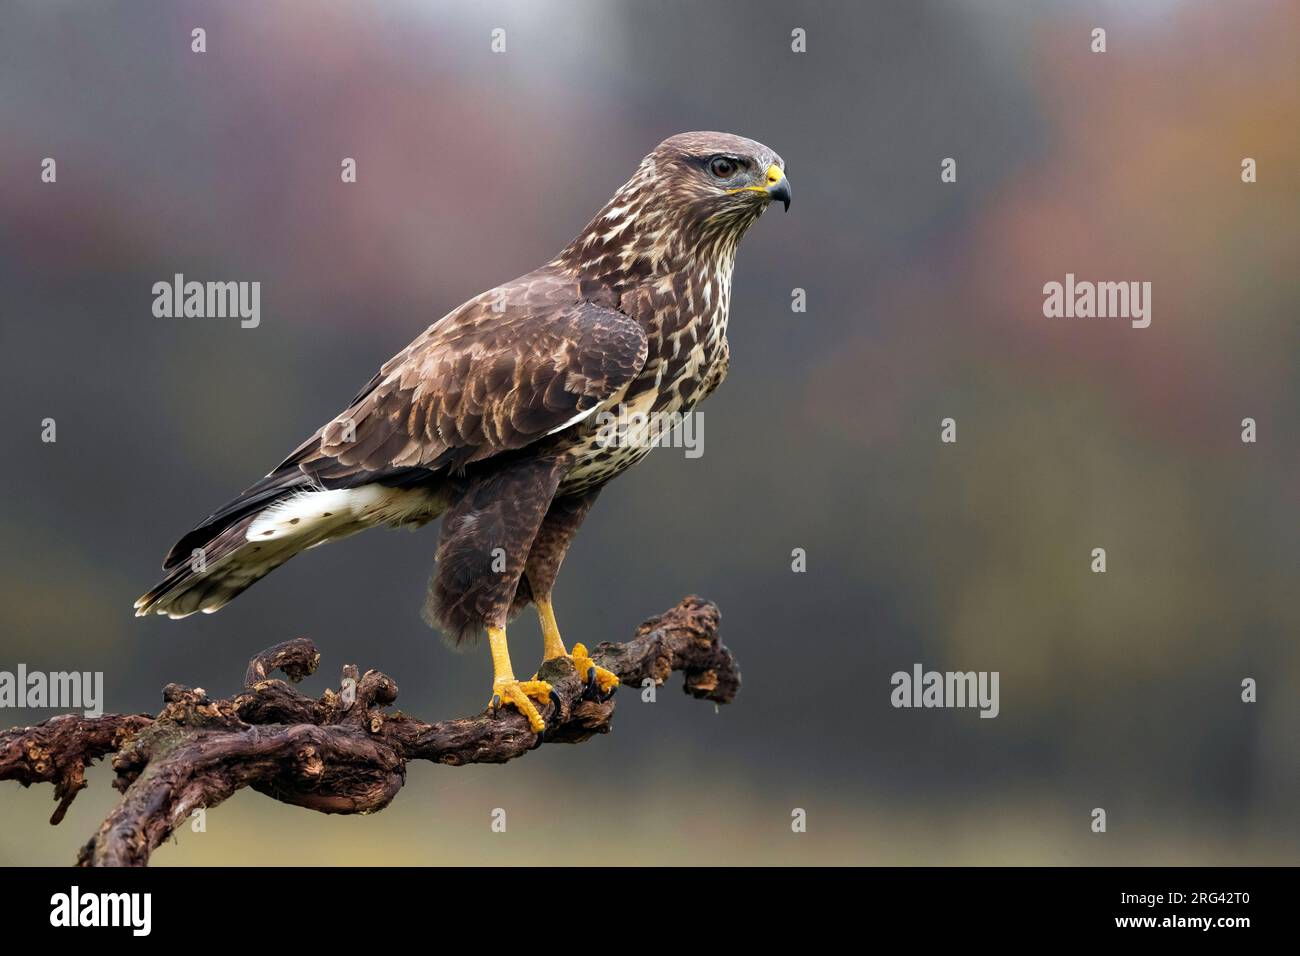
(0, 596), (738, 866)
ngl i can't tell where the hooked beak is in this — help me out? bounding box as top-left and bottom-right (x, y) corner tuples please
(765, 165), (791, 212)
(727, 164), (792, 211)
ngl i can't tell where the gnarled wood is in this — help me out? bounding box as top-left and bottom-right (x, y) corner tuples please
(0, 596), (738, 866)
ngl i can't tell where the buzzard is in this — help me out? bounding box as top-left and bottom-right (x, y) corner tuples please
(136, 132), (790, 732)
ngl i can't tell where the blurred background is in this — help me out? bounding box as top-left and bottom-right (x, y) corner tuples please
(1, 0), (1296, 865)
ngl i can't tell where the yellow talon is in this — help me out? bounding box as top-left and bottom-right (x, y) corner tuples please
(489, 678), (552, 732)
(571, 643), (620, 695)
(533, 598), (619, 695)
(485, 624), (551, 733)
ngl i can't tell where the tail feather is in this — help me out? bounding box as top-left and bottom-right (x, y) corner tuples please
(161, 469), (311, 569)
(134, 514), (299, 618)
(136, 483), (445, 619)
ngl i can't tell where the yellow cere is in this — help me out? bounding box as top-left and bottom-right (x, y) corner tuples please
(727, 164), (784, 195)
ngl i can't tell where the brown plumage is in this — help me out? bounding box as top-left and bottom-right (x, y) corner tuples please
(136, 131), (789, 729)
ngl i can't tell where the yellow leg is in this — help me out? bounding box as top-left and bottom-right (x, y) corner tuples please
(534, 597), (620, 696)
(537, 597), (568, 661)
(486, 625), (552, 732)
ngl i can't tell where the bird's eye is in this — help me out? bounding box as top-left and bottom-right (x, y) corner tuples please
(708, 156), (738, 178)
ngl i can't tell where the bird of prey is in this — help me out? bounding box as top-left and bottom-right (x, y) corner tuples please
(136, 132), (790, 732)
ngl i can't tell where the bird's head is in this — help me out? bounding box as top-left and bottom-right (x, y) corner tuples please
(561, 131), (789, 281)
(648, 130), (791, 219)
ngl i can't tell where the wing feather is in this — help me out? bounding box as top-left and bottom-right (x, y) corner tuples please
(286, 269), (647, 484)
